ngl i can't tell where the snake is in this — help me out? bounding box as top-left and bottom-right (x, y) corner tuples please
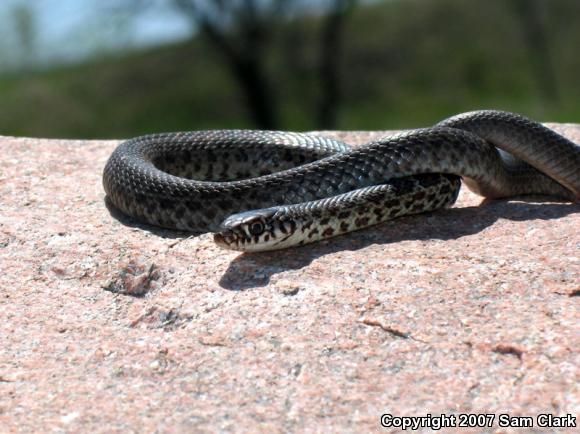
(103, 110), (580, 252)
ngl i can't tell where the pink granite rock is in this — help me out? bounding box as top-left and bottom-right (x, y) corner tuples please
(0, 126), (578, 432)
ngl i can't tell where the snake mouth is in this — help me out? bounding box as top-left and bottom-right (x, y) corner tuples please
(213, 229), (236, 249)
(214, 226), (259, 251)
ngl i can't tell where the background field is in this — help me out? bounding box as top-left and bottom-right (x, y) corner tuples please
(1, 0), (579, 139)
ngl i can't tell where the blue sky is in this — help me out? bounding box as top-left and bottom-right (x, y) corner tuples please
(0, 0), (193, 71)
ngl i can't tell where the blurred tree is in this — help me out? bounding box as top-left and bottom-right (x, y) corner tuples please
(122, 0), (356, 129)
(509, 0), (559, 102)
(12, 3), (37, 69)
(172, 0), (283, 128)
(317, 0), (355, 128)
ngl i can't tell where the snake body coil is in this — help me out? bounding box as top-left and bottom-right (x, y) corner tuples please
(103, 110), (580, 251)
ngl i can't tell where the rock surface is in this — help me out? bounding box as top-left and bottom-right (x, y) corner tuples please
(0, 125), (578, 433)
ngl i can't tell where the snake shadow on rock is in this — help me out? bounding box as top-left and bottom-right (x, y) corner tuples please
(218, 199), (578, 291)
(104, 195), (577, 291)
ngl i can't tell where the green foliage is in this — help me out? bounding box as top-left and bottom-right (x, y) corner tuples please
(1, 0), (579, 138)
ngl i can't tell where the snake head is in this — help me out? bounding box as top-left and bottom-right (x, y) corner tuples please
(214, 207), (300, 252)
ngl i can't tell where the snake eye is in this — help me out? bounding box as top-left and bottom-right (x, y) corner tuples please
(248, 221), (265, 236)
